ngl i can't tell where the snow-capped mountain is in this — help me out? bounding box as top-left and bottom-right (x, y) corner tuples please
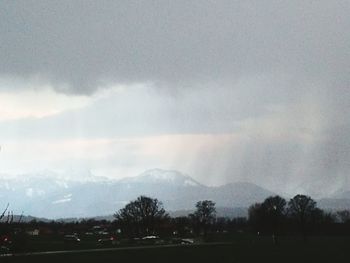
(0, 169), (277, 219)
(119, 169), (202, 187)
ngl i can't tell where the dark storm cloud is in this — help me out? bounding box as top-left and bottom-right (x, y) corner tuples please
(0, 0), (349, 94)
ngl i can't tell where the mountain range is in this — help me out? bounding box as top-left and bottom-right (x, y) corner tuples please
(0, 169), (349, 219)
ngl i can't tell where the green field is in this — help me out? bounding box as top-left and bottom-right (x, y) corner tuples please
(2, 236), (349, 263)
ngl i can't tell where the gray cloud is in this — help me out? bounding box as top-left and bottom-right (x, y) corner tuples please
(1, 1), (350, 197)
(1, 0), (349, 94)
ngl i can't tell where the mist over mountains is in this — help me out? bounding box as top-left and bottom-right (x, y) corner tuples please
(0, 169), (349, 219)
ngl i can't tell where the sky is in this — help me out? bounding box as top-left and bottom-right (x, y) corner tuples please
(0, 0), (350, 197)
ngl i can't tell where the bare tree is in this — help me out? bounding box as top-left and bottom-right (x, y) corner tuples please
(263, 196), (286, 243)
(0, 203), (9, 221)
(114, 196), (168, 237)
(248, 196), (286, 243)
(288, 194), (317, 240)
(192, 200), (216, 235)
(336, 210), (350, 223)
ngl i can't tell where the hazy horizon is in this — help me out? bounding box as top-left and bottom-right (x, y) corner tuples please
(1, 1), (350, 199)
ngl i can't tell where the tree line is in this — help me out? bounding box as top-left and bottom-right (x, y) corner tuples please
(114, 196), (216, 237)
(248, 195), (333, 243)
(113, 194), (350, 240)
(2, 193), (350, 243)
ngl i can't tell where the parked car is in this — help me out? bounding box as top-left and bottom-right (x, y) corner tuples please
(142, 235), (159, 240)
(97, 236), (117, 246)
(180, 238), (194, 244)
(0, 235), (12, 249)
(63, 235), (81, 244)
(140, 235), (164, 245)
(0, 235), (12, 254)
(0, 245), (10, 254)
(171, 238), (194, 245)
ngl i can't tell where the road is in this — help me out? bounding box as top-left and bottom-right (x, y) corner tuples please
(0, 242), (230, 258)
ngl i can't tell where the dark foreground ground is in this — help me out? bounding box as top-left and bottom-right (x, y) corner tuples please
(1, 236), (349, 263)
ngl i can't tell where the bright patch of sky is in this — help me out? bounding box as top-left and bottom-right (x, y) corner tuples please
(0, 89), (89, 121)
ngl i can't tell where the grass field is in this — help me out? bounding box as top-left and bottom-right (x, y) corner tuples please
(2, 236), (349, 263)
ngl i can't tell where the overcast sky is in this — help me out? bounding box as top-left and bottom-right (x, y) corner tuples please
(0, 0), (350, 197)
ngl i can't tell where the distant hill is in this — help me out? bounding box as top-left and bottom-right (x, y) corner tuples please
(331, 190), (350, 200)
(0, 214), (51, 223)
(317, 198), (350, 211)
(168, 207), (248, 218)
(0, 168), (309, 219)
(316, 189), (350, 211)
